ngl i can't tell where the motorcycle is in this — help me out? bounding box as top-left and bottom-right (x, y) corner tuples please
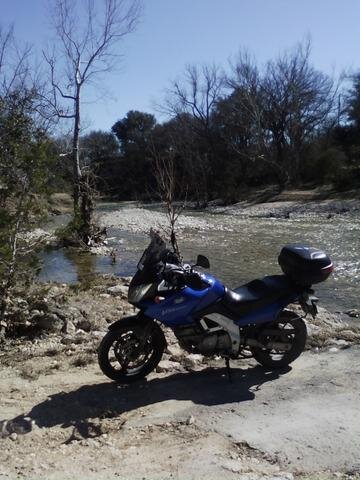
(98, 231), (333, 383)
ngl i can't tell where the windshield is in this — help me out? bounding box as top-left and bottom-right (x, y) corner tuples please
(137, 230), (167, 271)
(131, 230), (168, 287)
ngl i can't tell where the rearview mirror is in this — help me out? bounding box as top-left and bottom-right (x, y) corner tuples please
(196, 254), (210, 269)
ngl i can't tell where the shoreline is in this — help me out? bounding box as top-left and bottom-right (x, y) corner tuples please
(206, 196), (360, 218)
(51, 186), (360, 221)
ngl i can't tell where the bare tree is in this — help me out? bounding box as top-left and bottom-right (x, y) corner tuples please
(0, 25), (32, 97)
(149, 142), (186, 256)
(226, 53), (269, 159)
(228, 41), (338, 186)
(165, 63), (225, 137)
(42, 0), (142, 243)
(162, 64), (225, 202)
(262, 40), (338, 182)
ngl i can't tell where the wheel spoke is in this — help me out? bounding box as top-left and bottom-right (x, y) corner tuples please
(249, 314), (306, 369)
(108, 330), (154, 376)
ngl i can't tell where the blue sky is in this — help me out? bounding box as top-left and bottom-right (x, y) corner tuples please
(2, 0), (360, 131)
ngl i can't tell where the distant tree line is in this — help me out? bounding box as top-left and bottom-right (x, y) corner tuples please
(76, 41), (359, 204)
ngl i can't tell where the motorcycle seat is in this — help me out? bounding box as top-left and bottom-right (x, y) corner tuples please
(223, 275), (297, 316)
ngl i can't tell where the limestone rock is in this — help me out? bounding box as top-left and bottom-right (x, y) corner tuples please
(165, 345), (185, 362)
(76, 319), (92, 332)
(156, 360), (181, 373)
(99, 293), (111, 299)
(183, 353), (204, 370)
(62, 320), (76, 334)
(107, 285), (128, 297)
(33, 313), (62, 332)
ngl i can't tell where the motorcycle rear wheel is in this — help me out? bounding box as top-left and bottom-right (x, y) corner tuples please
(250, 311), (307, 369)
(98, 321), (165, 383)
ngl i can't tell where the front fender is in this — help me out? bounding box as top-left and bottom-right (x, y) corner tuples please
(107, 314), (166, 351)
(108, 313), (153, 331)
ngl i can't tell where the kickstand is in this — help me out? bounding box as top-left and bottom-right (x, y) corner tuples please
(225, 357), (233, 383)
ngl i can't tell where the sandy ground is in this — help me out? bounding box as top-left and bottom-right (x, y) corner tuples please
(0, 345), (360, 480)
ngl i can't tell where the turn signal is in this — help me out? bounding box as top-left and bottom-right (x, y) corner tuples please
(154, 296), (165, 304)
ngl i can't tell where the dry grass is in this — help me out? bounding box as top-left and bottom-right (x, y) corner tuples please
(19, 365), (40, 381)
(70, 353), (95, 368)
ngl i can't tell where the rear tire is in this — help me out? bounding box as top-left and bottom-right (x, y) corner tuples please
(250, 311), (307, 369)
(98, 320), (166, 383)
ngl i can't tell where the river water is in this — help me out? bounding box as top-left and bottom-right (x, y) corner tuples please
(37, 202), (360, 314)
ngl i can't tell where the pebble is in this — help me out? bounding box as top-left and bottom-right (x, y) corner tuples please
(186, 415), (195, 425)
(329, 347), (339, 353)
(9, 433), (17, 441)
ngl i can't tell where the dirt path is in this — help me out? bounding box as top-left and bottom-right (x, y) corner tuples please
(1, 346), (359, 479)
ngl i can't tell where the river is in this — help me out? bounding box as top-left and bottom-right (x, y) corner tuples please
(37, 202), (360, 315)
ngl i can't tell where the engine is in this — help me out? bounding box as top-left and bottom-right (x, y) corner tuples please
(173, 322), (232, 355)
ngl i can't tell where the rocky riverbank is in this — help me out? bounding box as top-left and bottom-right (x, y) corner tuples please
(206, 188), (360, 218)
(208, 198), (360, 219)
(2, 275), (359, 352)
(99, 198), (360, 235)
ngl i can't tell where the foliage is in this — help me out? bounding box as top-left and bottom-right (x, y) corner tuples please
(81, 130), (120, 196)
(0, 88), (55, 334)
(111, 110), (157, 199)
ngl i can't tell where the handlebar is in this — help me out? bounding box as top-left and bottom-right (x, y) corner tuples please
(162, 263), (205, 290)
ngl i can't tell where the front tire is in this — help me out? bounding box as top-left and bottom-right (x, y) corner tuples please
(98, 320), (166, 383)
(250, 311), (307, 369)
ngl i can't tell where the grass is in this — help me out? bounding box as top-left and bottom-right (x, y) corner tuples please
(70, 353), (95, 368)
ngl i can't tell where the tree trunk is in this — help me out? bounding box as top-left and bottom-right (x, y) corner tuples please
(73, 86), (82, 215)
(80, 177), (94, 244)
(0, 220), (20, 340)
(72, 85), (95, 243)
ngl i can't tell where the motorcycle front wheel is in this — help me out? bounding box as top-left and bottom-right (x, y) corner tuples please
(98, 321), (165, 383)
(250, 311), (307, 369)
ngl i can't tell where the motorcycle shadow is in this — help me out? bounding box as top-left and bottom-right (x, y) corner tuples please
(4, 364), (290, 440)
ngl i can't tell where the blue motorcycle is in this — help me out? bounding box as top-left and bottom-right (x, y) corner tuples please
(98, 231), (333, 383)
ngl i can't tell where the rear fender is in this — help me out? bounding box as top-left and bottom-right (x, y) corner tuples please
(235, 294), (299, 327)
